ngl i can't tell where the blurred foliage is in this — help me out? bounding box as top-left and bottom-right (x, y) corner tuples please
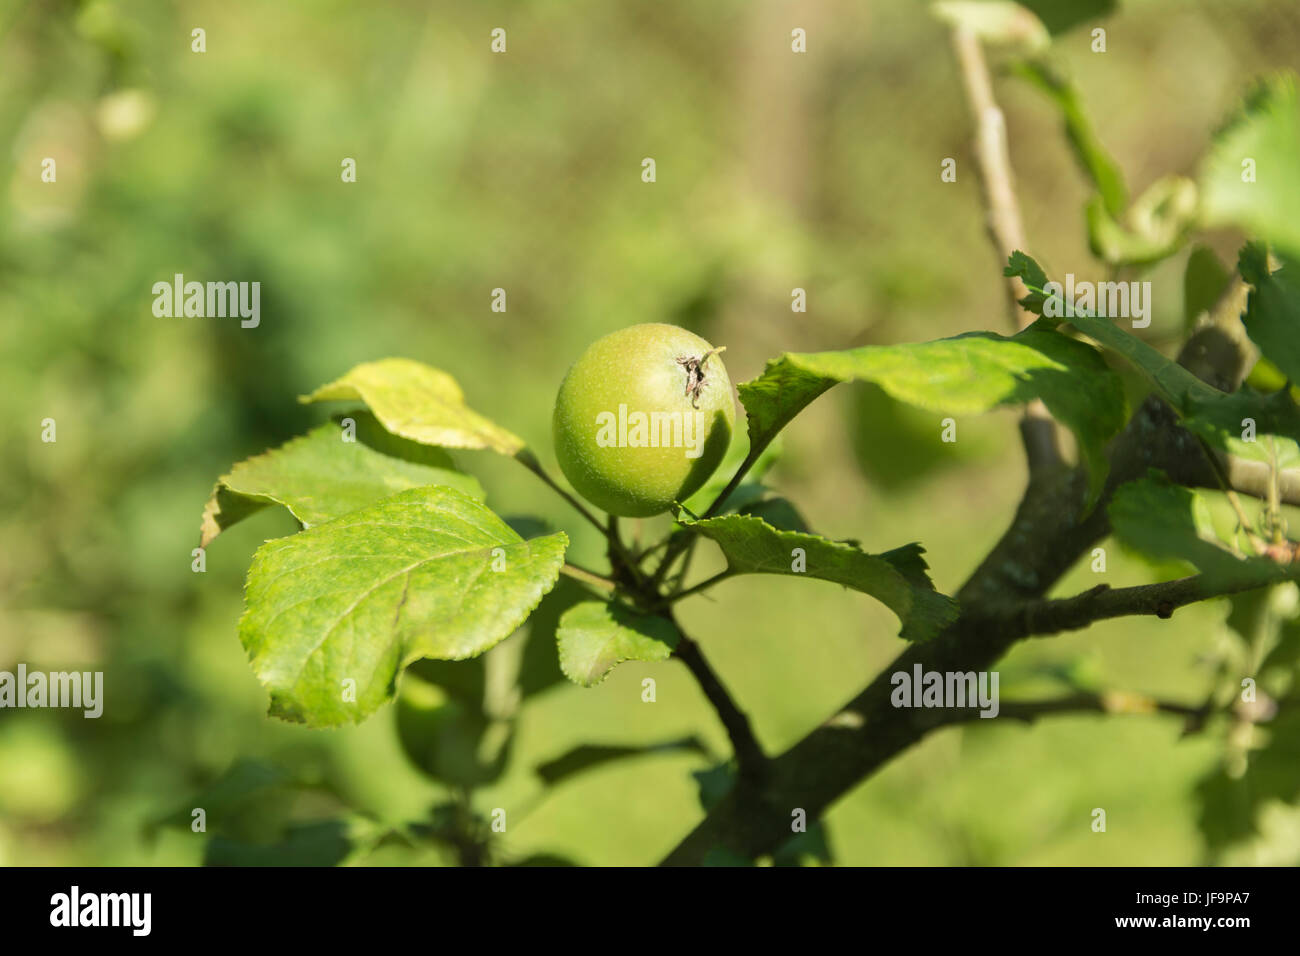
(3, 0), (1300, 865)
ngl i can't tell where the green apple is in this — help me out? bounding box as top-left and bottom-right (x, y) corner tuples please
(552, 324), (736, 517)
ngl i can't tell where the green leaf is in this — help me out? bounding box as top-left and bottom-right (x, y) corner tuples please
(150, 759), (291, 839)
(200, 413), (484, 548)
(204, 819), (372, 867)
(1182, 387), (1300, 468)
(556, 601), (680, 687)
(931, 2), (1049, 52)
(517, 575), (589, 699)
(738, 496), (810, 533)
(1109, 472), (1299, 589)
(1238, 244), (1300, 385)
(1200, 74), (1300, 260)
(850, 382), (990, 490)
(1014, 60), (1127, 217)
(395, 669), (507, 786)
(240, 485), (567, 726)
(1085, 178), (1197, 268)
(1109, 472), (1242, 577)
(678, 513), (958, 642)
(692, 763), (736, 811)
(302, 358), (526, 455)
(1017, 0), (1116, 36)
(1004, 249), (1052, 317)
(535, 736), (711, 786)
(1006, 251), (1225, 412)
(735, 361), (837, 465)
(742, 325), (1127, 504)
(1184, 246), (1233, 329)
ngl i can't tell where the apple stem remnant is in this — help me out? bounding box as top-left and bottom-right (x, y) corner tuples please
(676, 346), (726, 409)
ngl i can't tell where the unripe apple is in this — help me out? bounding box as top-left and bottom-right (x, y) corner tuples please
(552, 324), (736, 517)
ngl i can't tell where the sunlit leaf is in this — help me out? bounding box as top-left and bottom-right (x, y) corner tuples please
(1109, 471), (1300, 588)
(678, 513), (958, 642)
(303, 358), (525, 455)
(240, 486), (566, 726)
(556, 601), (680, 687)
(200, 412), (483, 548)
(1200, 74), (1300, 259)
(741, 325), (1126, 504)
(1238, 243), (1300, 385)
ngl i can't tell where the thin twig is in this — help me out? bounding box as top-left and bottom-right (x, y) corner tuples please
(951, 24), (1062, 474)
(951, 26), (1030, 326)
(651, 443), (766, 590)
(975, 692), (1205, 724)
(1011, 575), (1286, 639)
(515, 449), (645, 587)
(606, 515), (647, 589)
(663, 569), (733, 607)
(560, 563), (617, 593)
(515, 449), (607, 536)
(671, 616), (767, 784)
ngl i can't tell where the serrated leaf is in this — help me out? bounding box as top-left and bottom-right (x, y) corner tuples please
(240, 486), (566, 727)
(741, 326), (1126, 505)
(1004, 250), (1052, 316)
(738, 496), (810, 533)
(557, 601), (680, 687)
(932, 2), (1049, 52)
(200, 413), (484, 548)
(679, 513), (958, 642)
(302, 358), (525, 455)
(535, 736), (710, 786)
(1238, 244), (1300, 385)
(1200, 74), (1300, 260)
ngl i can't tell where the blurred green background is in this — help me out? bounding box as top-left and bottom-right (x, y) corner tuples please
(2, 0), (1299, 866)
